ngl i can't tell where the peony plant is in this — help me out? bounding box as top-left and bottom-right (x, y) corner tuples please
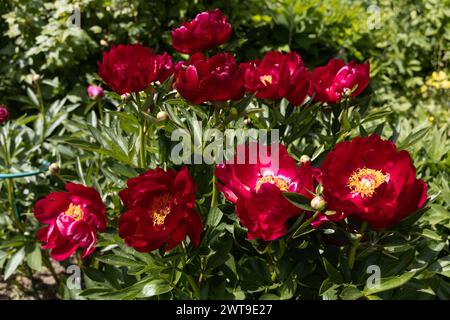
(0, 8), (446, 301)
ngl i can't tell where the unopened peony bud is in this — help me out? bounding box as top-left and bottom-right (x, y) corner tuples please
(0, 105), (10, 124)
(311, 196), (326, 211)
(244, 118), (251, 126)
(49, 163), (59, 174)
(156, 111), (169, 122)
(300, 155), (311, 163)
(230, 107), (239, 118)
(87, 84), (104, 100)
(121, 93), (131, 101)
(32, 74), (41, 83)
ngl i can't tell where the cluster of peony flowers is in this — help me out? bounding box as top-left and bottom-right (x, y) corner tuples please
(95, 9), (370, 105)
(33, 9), (427, 261)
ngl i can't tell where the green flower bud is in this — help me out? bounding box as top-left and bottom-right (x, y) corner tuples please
(156, 111), (169, 122)
(49, 163), (59, 175)
(311, 196), (326, 211)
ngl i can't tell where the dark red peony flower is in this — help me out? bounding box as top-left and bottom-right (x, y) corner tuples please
(174, 52), (245, 104)
(312, 58), (370, 103)
(215, 143), (315, 241)
(98, 44), (174, 95)
(0, 105), (10, 124)
(34, 183), (107, 261)
(172, 9), (232, 54)
(243, 51), (312, 106)
(118, 167), (203, 252)
(320, 134), (427, 230)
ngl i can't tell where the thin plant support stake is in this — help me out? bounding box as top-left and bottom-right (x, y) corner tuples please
(0, 160), (50, 221)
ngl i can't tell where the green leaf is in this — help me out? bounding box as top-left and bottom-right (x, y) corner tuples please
(283, 192), (313, 211)
(393, 207), (429, 230)
(206, 236), (233, 271)
(322, 258), (344, 284)
(4, 247), (25, 280)
(397, 127), (430, 150)
(363, 271), (417, 295)
(138, 279), (173, 298)
(207, 206), (224, 227)
(361, 108), (392, 124)
(340, 285), (363, 300)
(96, 255), (147, 268)
(26, 243), (42, 271)
(26, 87), (40, 108)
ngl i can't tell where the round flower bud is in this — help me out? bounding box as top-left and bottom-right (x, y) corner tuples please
(0, 105), (10, 124)
(244, 118), (251, 126)
(49, 163), (59, 175)
(100, 39), (108, 47)
(156, 111), (169, 122)
(87, 84), (104, 100)
(311, 196), (327, 211)
(230, 107), (239, 118)
(121, 93), (131, 101)
(32, 74), (41, 83)
(299, 155), (311, 163)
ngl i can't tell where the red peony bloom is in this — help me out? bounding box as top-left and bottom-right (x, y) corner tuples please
(34, 183), (107, 261)
(243, 51), (312, 106)
(0, 105), (10, 124)
(215, 143), (315, 241)
(174, 52), (245, 104)
(118, 167), (203, 252)
(172, 9), (232, 54)
(98, 44), (174, 95)
(87, 84), (104, 100)
(312, 58), (370, 103)
(320, 134), (427, 230)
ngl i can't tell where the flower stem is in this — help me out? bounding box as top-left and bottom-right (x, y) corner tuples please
(139, 123), (147, 168)
(348, 221), (368, 269)
(35, 81), (46, 145)
(43, 253), (60, 285)
(180, 242), (201, 299)
(1, 130), (24, 231)
(98, 100), (104, 123)
(210, 175), (218, 209)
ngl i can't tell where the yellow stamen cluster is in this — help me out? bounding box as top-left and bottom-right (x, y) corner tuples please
(347, 168), (388, 198)
(65, 203), (83, 221)
(151, 193), (172, 226)
(260, 74), (273, 86)
(255, 175), (291, 192)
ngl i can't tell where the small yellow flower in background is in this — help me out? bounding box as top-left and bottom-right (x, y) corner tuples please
(420, 85), (428, 97)
(432, 71), (447, 82)
(441, 80), (450, 89)
(426, 70), (450, 89)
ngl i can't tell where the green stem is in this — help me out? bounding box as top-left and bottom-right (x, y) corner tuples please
(1, 130), (24, 231)
(43, 253), (60, 285)
(348, 221), (368, 269)
(98, 100), (104, 123)
(139, 123), (147, 168)
(26, 265), (41, 300)
(35, 81), (46, 145)
(185, 274), (201, 299)
(210, 175), (218, 209)
(287, 210), (321, 242)
(180, 243), (200, 299)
